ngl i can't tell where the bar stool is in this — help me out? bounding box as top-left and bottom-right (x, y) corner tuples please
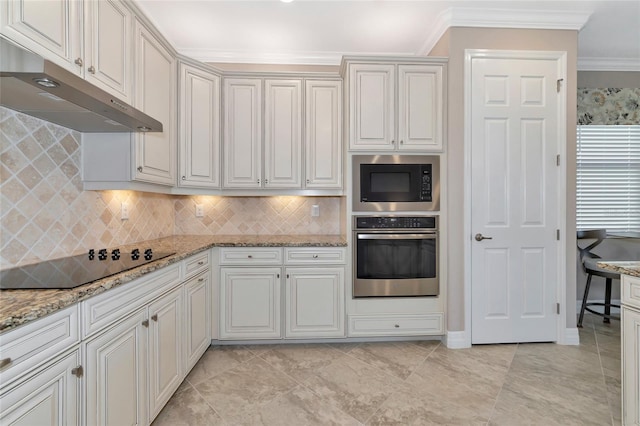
(577, 229), (621, 327)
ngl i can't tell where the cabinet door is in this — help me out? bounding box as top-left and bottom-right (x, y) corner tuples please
(305, 80), (343, 189)
(0, 349), (80, 426)
(285, 267), (344, 338)
(84, 0), (133, 103)
(85, 309), (148, 426)
(398, 65), (443, 151)
(179, 63), (221, 188)
(1, 0), (82, 75)
(148, 286), (182, 422)
(223, 78), (262, 188)
(623, 306), (640, 426)
(184, 271), (211, 372)
(264, 79), (302, 188)
(220, 267), (281, 339)
(133, 19), (176, 185)
(349, 64), (395, 150)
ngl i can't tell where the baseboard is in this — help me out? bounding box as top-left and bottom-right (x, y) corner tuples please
(444, 330), (471, 349)
(558, 327), (580, 345)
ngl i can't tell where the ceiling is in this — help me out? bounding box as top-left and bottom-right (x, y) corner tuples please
(136, 0), (640, 71)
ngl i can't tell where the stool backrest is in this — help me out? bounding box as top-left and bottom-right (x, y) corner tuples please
(577, 229), (607, 270)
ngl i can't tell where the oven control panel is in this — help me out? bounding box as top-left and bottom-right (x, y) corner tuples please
(354, 216), (437, 229)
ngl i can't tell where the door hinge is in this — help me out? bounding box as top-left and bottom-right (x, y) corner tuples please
(556, 154), (560, 166)
(556, 229), (560, 240)
(556, 79), (563, 93)
(556, 303), (560, 315)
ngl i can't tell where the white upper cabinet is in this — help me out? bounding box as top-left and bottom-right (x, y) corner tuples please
(223, 78), (263, 188)
(179, 61), (221, 189)
(83, 0), (133, 104)
(264, 79), (303, 188)
(349, 63), (396, 150)
(347, 60), (445, 152)
(1, 0), (83, 76)
(305, 80), (343, 189)
(1, 0), (134, 102)
(133, 18), (176, 185)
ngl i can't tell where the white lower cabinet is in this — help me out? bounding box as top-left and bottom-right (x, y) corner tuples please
(0, 349), (81, 426)
(148, 286), (183, 421)
(285, 267), (344, 338)
(183, 270), (211, 372)
(622, 274), (640, 426)
(220, 267), (281, 339)
(219, 247), (346, 340)
(85, 309), (148, 426)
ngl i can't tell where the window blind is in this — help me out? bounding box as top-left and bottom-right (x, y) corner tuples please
(576, 125), (640, 232)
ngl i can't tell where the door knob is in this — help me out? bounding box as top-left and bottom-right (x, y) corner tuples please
(474, 233), (493, 241)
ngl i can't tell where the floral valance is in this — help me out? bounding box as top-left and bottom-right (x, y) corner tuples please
(577, 88), (640, 125)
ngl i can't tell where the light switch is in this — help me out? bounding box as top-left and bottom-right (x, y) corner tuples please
(311, 204), (320, 217)
(195, 204), (204, 218)
(121, 203), (129, 220)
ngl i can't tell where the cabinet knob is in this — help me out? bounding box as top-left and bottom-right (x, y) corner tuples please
(247, 255), (253, 259)
(394, 324), (400, 328)
(142, 319), (149, 327)
(151, 314), (158, 322)
(286, 274), (289, 279)
(75, 57), (83, 67)
(312, 254), (319, 259)
(257, 179), (261, 184)
(277, 273), (280, 279)
(182, 176), (186, 180)
(0, 358), (12, 370)
(198, 277), (204, 282)
(71, 365), (83, 377)
(391, 140), (395, 145)
(400, 140), (404, 145)
(137, 166), (143, 172)
(198, 261), (204, 265)
(88, 65), (96, 74)
(265, 179), (268, 184)
(306, 179), (310, 184)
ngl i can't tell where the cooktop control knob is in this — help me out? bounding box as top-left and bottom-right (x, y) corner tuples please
(111, 249), (121, 261)
(144, 248), (153, 260)
(88, 249), (95, 260)
(98, 249), (108, 261)
(131, 249), (140, 260)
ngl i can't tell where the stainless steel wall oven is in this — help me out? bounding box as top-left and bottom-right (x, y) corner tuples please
(353, 216), (439, 297)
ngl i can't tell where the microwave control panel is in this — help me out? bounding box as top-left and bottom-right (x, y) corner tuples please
(420, 166), (432, 201)
(354, 216), (437, 230)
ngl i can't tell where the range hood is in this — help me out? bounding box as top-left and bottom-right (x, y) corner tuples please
(0, 39), (162, 133)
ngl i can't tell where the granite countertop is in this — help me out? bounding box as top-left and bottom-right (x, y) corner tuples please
(597, 261), (640, 278)
(0, 234), (347, 333)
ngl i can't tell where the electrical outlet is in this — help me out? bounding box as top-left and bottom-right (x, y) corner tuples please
(121, 202), (129, 220)
(195, 204), (204, 218)
(311, 204), (320, 217)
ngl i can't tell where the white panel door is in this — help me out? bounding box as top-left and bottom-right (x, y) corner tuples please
(223, 78), (262, 188)
(148, 286), (182, 422)
(398, 65), (443, 151)
(305, 80), (343, 189)
(1, 0), (82, 75)
(285, 267), (345, 338)
(179, 63), (221, 188)
(220, 267), (281, 339)
(84, 0), (132, 103)
(470, 54), (561, 344)
(264, 79), (302, 188)
(85, 309), (147, 426)
(349, 64), (395, 150)
(133, 20), (176, 185)
(0, 350), (80, 426)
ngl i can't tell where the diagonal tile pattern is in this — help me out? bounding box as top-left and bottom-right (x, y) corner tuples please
(153, 313), (621, 426)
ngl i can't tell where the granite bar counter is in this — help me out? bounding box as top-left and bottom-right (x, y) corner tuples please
(0, 234), (347, 332)
(597, 261), (640, 278)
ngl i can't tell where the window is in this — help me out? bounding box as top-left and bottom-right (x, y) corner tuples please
(576, 125), (640, 232)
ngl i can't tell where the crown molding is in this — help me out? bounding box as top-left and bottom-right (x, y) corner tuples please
(419, 7), (592, 56)
(578, 57), (640, 72)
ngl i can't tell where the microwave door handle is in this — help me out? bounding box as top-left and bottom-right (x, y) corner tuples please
(356, 233), (436, 240)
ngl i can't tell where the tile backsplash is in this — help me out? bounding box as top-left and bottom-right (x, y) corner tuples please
(1, 107), (343, 269)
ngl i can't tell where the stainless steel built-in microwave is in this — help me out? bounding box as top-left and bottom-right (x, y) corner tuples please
(352, 155), (440, 212)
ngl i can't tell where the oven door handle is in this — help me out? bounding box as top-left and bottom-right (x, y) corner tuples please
(356, 233), (436, 240)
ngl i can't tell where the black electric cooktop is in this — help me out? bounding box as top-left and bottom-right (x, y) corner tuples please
(0, 249), (175, 290)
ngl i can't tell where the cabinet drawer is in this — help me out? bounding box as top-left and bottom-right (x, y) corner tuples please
(81, 263), (181, 338)
(622, 274), (640, 310)
(219, 248), (283, 265)
(0, 305), (80, 387)
(184, 250), (210, 278)
(348, 314), (443, 337)
(284, 248), (346, 265)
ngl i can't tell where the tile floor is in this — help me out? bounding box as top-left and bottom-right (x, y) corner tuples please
(153, 313), (621, 426)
